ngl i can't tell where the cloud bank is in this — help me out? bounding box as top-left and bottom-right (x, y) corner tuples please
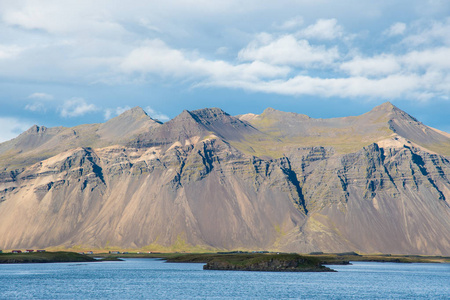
(113, 17), (450, 102)
(0, 0), (449, 135)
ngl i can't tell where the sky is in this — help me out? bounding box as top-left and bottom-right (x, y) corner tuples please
(1, 0), (450, 142)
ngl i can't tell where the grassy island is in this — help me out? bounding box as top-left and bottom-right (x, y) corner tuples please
(161, 253), (334, 272)
(203, 253), (334, 272)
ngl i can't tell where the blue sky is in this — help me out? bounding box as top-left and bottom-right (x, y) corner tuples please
(1, 0), (450, 142)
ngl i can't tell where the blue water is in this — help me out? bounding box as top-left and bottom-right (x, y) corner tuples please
(0, 259), (449, 299)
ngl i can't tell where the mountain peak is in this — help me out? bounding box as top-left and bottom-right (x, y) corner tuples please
(192, 107), (226, 114)
(118, 106), (149, 119)
(159, 109), (206, 137)
(171, 108), (232, 126)
(171, 109), (199, 122)
(23, 125), (48, 135)
(161, 107), (260, 143)
(371, 101), (397, 113)
(104, 106), (161, 125)
(129, 106), (147, 114)
(190, 107), (229, 121)
(260, 107), (310, 120)
(366, 101), (418, 123)
(262, 107), (278, 114)
(99, 106), (161, 142)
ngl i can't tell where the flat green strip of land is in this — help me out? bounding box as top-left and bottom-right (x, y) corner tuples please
(304, 252), (450, 264)
(96, 252), (450, 264)
(3, 251), (448, 268)
(0, 251), (96, 264)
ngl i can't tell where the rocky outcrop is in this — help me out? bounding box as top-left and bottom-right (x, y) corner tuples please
(203, 254), (334, 272)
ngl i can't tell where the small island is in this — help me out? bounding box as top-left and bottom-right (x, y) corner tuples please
(204, 253), (335, 272)
(165, 253), (335, 272)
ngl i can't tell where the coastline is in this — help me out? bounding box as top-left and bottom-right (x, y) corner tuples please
(94, 252), (450, 264)
(1, 251), (449, 267)
(0, 251), (96, 264)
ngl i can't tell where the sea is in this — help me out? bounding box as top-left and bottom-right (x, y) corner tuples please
(0, 258), (449, 299)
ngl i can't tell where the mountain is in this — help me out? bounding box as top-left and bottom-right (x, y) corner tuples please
(0, 107), (160, 172)
(0, 102), (449, 255)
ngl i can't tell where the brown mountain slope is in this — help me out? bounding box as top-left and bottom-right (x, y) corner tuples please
(0, 107), (159, 171)
(0, 102), (449, 255)
(0, 141), (305, 250)
(241, 102), (450, 156)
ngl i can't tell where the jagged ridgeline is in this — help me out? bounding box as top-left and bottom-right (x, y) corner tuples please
(0, 103), (449, 255)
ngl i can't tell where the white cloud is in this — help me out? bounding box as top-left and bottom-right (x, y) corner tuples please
(2, 2), (126, 36)
(340, 54), (401, 77)
(28, 92), (54, 100)
(144, 106), (170, 121)
(238, 35), (339, 67)
(117, 33), (450, 103)
(0, 117), (33, 143)
(24, 93), (56, 113)
(298, 19), (343, 40)
(104, 109), (113, 120)
(119, 39), (290, 82)
(119, 39), (194, 77)
(341, 47), (450, 77)
(215, 47), (229, 55)
(104, 106), (132, 120)
(25, 93), (54, 113)
(115, 106), (132, 115)
(385, 22), (406, 36)
(273, 16), (304, 30)
(25, 102), (46, 112)
(60, 98), (98, 118)
(402, 18), (450, 46)
(0, 0), (450, 113)
(0, 44), (23, 59)
(138, 18), (162, 33)
(231, 73), (423, 100)
(402, 47), (450, 71)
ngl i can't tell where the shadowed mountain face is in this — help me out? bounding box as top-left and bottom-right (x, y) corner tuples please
(128, 107), (263, 149)
(0, 102), (449, 255)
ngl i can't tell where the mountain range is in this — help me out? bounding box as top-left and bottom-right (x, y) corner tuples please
(0, 102), (449, 255)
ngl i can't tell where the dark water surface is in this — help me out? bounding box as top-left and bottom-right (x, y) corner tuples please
(0, 258), (449, 299)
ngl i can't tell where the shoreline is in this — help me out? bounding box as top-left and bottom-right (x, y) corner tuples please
(1, 251), (449, 266)
(92, 252), (450, 264)
(0, 251), (96, 264)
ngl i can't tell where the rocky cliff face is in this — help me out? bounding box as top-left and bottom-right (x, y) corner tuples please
(281, 143), (450, 254)
(0, 102), (449, 255)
